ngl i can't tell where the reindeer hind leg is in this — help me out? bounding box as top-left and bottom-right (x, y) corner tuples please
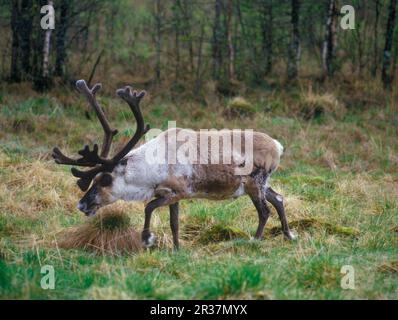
(249, 193), (271, 239)
(247, 170), (271, 240)
(265, 187), (296, 240)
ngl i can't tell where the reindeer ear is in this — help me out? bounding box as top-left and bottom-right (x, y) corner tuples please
(99, 173), (113, 187)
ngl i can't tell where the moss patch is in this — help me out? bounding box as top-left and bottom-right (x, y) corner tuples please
(267, 218), (360, 238)
(198, 224), (249, 244)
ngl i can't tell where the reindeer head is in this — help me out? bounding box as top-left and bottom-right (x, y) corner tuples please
(53, 80), (149, 216)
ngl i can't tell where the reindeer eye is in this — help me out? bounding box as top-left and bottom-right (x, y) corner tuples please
(99, 173), (113, 187)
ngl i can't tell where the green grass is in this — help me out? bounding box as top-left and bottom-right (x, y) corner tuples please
(0, 87), (397, 300)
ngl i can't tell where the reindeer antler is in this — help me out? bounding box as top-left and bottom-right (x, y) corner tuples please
(113, 86), (150, 163)
(52, 80), (117, 167)
(52, 80), (149, 191)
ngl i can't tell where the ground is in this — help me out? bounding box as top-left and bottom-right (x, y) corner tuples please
(0, 81), (397, 299)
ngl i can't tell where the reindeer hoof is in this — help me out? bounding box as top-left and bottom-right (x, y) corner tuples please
(142, 232), (156, 248)
(285, 230), (298, 241)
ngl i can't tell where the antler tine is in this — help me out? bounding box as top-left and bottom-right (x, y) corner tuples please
(112, 86), (150, 163)
(76, 80), (118, 157)
(71, 166), (103, 192)
(52, 147), (98, 167)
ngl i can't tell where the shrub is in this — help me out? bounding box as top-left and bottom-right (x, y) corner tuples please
(299, 88), (346, 120)
(224, 97), (255, 118)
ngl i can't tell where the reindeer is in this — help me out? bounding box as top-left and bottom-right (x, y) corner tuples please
(53, 80), (296, 250)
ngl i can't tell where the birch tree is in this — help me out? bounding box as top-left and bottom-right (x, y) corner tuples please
(322, 0), (338, 78)
(287, 0), (301, 81)
(382, 0), (397, 88)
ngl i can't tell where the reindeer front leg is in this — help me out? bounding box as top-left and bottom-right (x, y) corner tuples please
(169, 202), (180, 250)
(143, 184), (183, 249)
(142, 197), (167, 248)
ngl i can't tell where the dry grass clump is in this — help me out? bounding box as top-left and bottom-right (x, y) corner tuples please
(299, 87), (346, 120)
(338, 77), (388, 109)
(336, 174), (398, 214)
(336, 174), (379, 205)
(224, 97), (255, 118)
(0, 153), (76, 216)
(57, 206), (142, 254)
(182, 215), (214, 238)
(377, 261), (398, 275)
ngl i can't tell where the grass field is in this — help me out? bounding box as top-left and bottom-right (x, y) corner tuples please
(0, 81), (397, 299)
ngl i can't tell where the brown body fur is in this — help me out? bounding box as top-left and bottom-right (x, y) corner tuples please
(153, 128), (281, 203)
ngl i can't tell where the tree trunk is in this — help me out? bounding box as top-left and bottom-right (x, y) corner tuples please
(322, 0), (338, 78)
(88, 49), (104, 87)
(260, 0), (273, 76)
(393, 33), (398, 78)
(184, 0), (195, 74)
(226, 0), (235, 81)
(20, 0), (33, 78)
(287, 0), (301, 81)
(10, 0), (20, 82)
(194, 23), (205, 96)
(372, 0), (381, 76)
(55, 0), (71, 77)
(153, 0), (162, 83)
(35, 0), (54, 91)
(212, 0), (223, 80)
(382, 0), (397, 88)
(236, 0), (257, 83)
(42, 1), (53, 79)
(173, 0), (181, 82)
